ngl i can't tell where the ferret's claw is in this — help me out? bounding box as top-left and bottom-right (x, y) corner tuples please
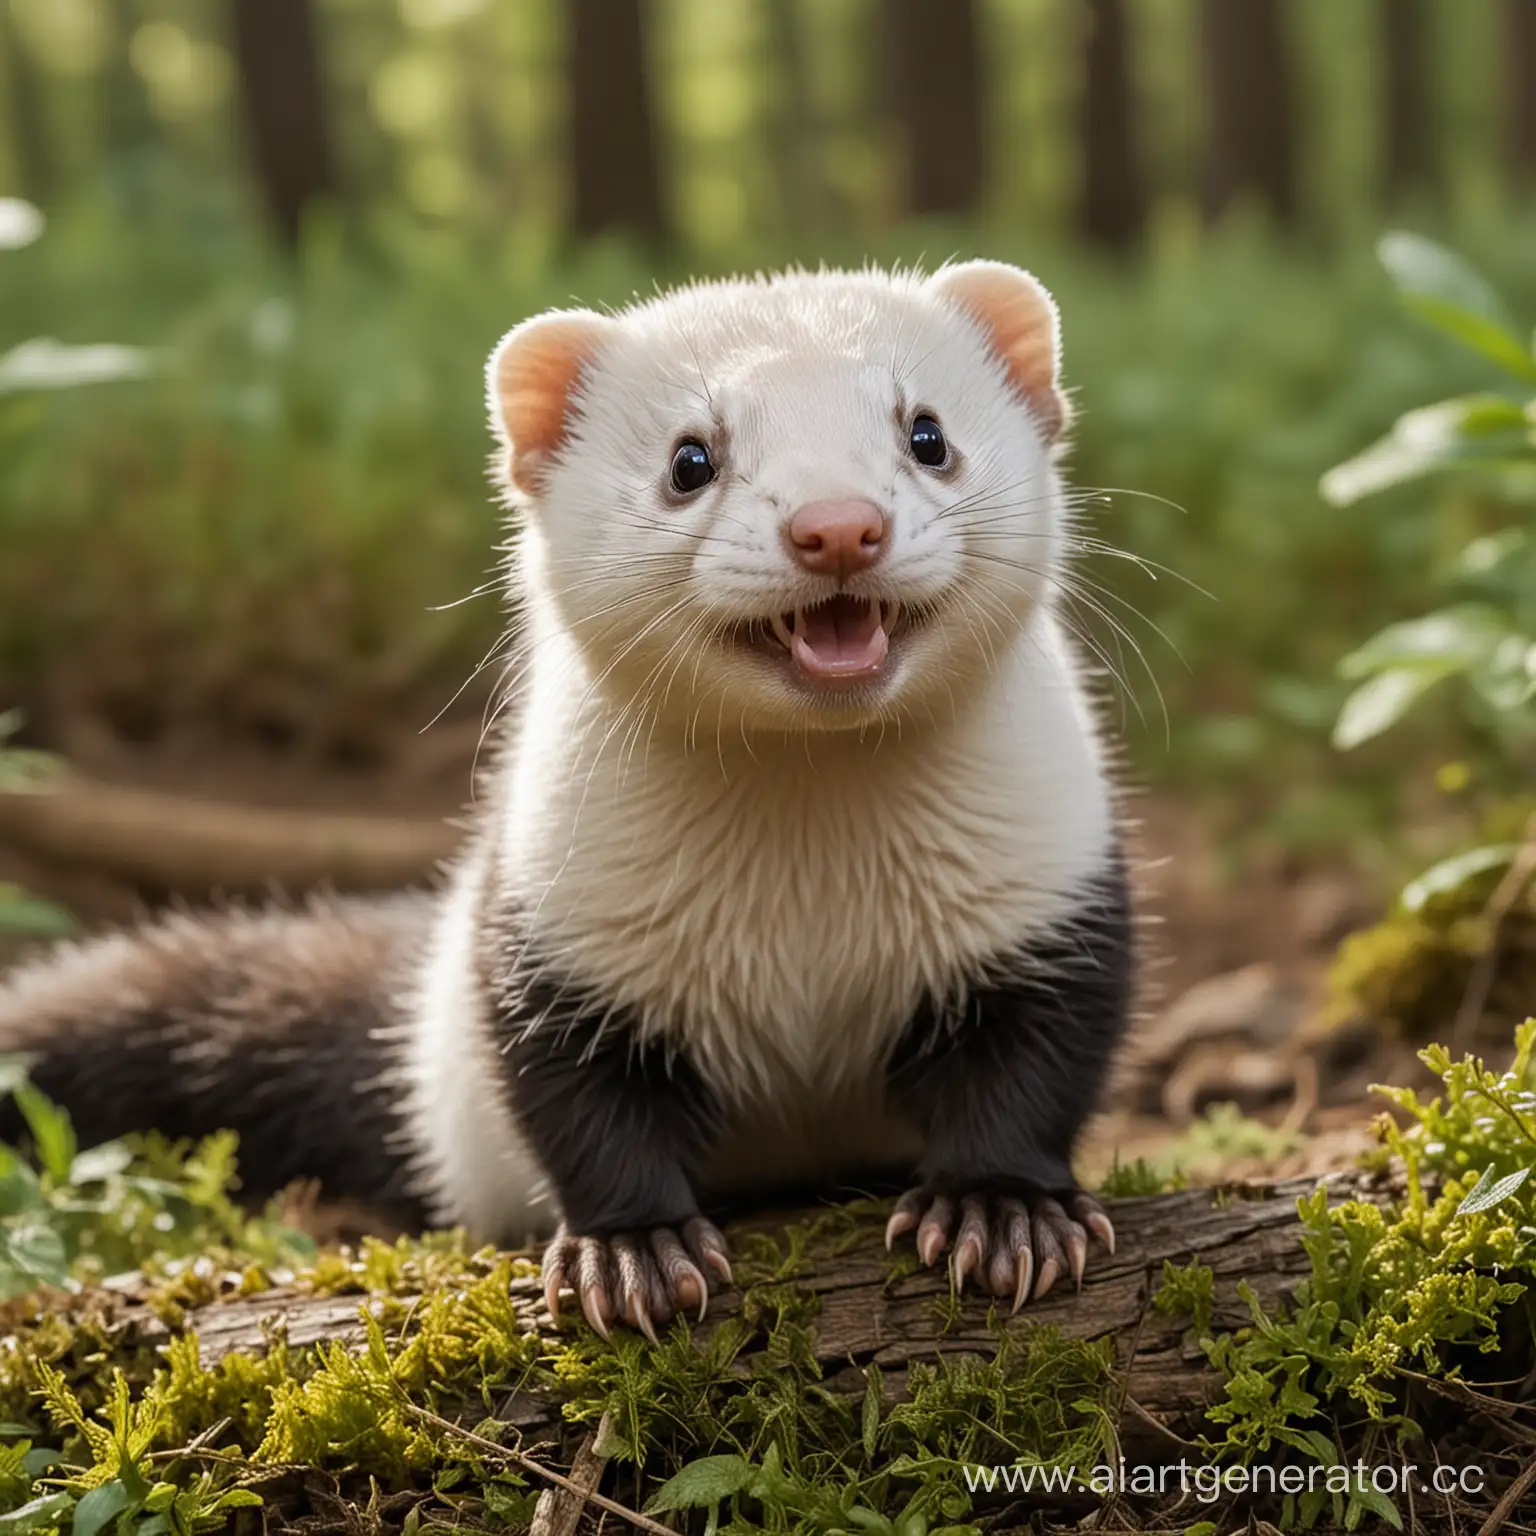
(683, 1216), (733, 1287)
(1068, 1193), (1117, 1256)
(916, 1194), (955, 1266)
(580, 1286), (612, 1339)
(1030, 1200), (1072, 1300)
(652, 1228), (709, 1322)
(541, 1245), (569, 1322)
(885, 1190), (924, 1252)
(538, 1218), (734, 1341)
(1033, 1257), (1060, 1301)
(887, 1184), (1107, 1305)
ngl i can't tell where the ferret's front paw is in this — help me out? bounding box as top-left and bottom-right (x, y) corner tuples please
(541, 1216), (732, 1342)
(884, 1185), (1115, 1312)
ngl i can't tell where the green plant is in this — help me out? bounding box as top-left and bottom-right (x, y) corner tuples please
(0, 197), (150, 941)
(0, 712), (70, 941)
(1322, 233), (1535, 762)
(1153, 1018), (1536, 1530)
(0, 1057), (312, 1297)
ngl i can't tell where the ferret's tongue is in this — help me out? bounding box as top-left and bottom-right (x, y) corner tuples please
(790, 596), (888, 679)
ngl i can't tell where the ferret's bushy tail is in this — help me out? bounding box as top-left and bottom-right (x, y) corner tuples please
(0, 892), (435, 1224)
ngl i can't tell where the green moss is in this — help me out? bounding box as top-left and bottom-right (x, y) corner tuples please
(6, 1026), (1536, 1530)
(1192, 1019), (1536, 1463)
(1321, 810), (1536, 1043)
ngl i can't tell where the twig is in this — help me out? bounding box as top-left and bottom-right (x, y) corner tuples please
(531, 1423), (610, 1536)
(1452, 814), (1536, 1054)
(404, 1404), (675, 1536)
(1476, 1452), (1536, 1536)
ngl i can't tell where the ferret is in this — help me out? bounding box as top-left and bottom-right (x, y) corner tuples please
(0, 259), (1132, 1339)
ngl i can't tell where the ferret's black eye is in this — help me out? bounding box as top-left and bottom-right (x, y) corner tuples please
(669, 440), (715, 495)
(909, 414), (948, 468)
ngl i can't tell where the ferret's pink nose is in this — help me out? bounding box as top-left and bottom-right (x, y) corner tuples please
(786, 500), (888, 581)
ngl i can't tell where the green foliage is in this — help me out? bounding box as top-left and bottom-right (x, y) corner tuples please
(4, 1023), (1536, 1531)
(1169, 1019), (1536, 1527)
(1323, 234), (1535, 784)
(7, 204), (1536, 825)
(1324, 802), (1535, 1040)
(1097, 1154), (1185, 1198)
(0, 1058), (311, 1298)
(0, 712), (70, 941)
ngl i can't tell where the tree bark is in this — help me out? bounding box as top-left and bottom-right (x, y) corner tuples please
(1199, 0), (1297, 225)
(885, 0), (986, 219)
(227, 0), (341, 249)
(159, 1173), (1385, 1451)
(568, 0), (665, 242)
(1505, 0), (1536, 190)
(1381, 0), (1435, 203)
(1077, 0), (1145, 250)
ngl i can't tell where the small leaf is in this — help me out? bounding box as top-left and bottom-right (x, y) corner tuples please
(0, 1493), (74, 1533)
(1347, 1480), (1403, 1532)
(1332, 667), (1452, 750)
(211, 1491), (262, 1513)
(1320, 395), (1535, 505)
(1457, 1165), (1532, 1215)
(20, 1448), (61, 1476)
(1402, 844), (1518, 912)
(1, 1220), (71, 1290)
(73, 1481), (133, 1536)
(67, 1143), (133, 1186)
(1339, 604), (1512, 679)
(646, 1456), (756, 1514)
(0, 340), (154, 395)
(862, 1365), (882, 1460)
(1378, 232), (1536, 380)
(14, 1086), (76, 1185)
(0, 888), (74, 940)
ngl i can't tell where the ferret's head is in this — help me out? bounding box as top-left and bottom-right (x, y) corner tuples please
(488, 261), (1072, 734)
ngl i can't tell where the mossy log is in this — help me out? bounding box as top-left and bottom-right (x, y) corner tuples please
(147, 1172), (1387, 1451)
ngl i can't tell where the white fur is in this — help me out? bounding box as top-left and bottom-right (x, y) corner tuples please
(403, 265), (1118, 1242)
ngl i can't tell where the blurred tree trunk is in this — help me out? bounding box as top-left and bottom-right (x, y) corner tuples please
(1199, 0), (1297, 225)
(1381, 0), (1435, 203)
(1077, 0), (1145, 249)
(569, 0), (665, 242)
(766, 0), (830, 233)
(1505, 0), (1536, 189)
(0, 0), (53, 205)
(886, 0), (986, 218)
(228, 0), (341, 249)
(105, 0), (158, 184)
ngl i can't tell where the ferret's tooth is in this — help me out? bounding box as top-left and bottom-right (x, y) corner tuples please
(884, 600), (900, 633)
(868, 597), (880, 628)
(769, 612), (794, 651)
(794, 607), (806, 635)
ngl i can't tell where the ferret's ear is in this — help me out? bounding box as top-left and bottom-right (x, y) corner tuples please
(926, 261), (1069, 442)
(488, 309), (617, 495)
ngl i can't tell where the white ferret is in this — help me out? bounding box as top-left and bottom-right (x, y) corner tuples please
(0, 260), (1131, 1339)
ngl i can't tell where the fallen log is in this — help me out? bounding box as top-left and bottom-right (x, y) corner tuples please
(141, 1172), (1386, 1450)
(0, 778), (460, 895)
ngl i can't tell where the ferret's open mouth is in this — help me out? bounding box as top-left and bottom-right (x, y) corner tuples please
(730, 595), (916, 684)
